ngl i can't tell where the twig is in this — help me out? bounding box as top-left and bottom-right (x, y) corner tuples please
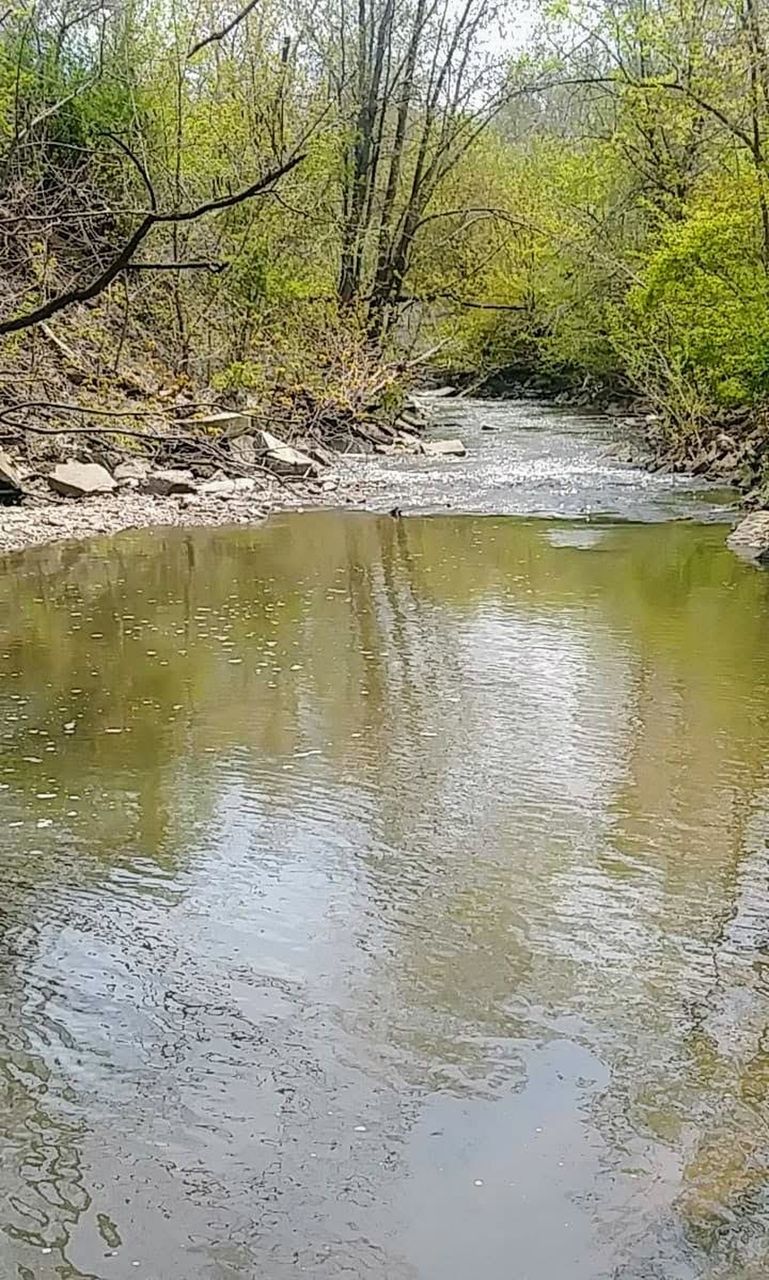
(39, 323), (83, 368)
(188, 0), (262, 58)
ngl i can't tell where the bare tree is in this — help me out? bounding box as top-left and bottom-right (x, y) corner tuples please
(308, 0), (515, 337)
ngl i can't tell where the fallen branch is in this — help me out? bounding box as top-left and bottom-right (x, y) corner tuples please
(0, 417), (290, 487)
(0, 399), (222, 422)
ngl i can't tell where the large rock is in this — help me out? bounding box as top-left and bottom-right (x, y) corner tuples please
(141, 469), (198, 496)
(422, 437), (466, 458)
(260, 430), (318, 478)
(727, 511), (769, 563)
(0, 448), (23, 504)
(398, 408), (428, 431)
(395, 430), (423, 453)
(48, 461), (116, 498)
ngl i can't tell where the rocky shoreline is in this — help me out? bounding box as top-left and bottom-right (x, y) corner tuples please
(0, 461), (379, 557)
(0, 486), (267, 556)
(0, 392), (469, 556)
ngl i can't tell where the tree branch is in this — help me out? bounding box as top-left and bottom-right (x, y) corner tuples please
(396, 291), (526, 311)
(0, 154), (305, 337)
(128, 259), (228, 272)
(101, 130), (157, 210)
(188, 0), (262, 58)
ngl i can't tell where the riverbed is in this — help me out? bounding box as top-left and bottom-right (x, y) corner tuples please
(2, 402), (768, 1280)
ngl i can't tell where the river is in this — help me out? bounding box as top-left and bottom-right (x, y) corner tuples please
(1, 398), (768, 1280)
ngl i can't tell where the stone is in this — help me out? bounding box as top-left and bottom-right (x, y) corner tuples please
(427, 385), (456, 398)
(141, 469), (198, 496)
(114, 459), (150, 483)
(198, 476), (256, 497)
(259, 430), (318, 478)
(397, 409), (427, 431)
(727, 511), (769, 563)
(422, 438), (466, 458)
(0, 448), (23, 504)
(229, 435), (257, 466)
(191, 411), (252, 437)
(48, 461), (116, 498)
(358, 420), (392, 445)
(710, 452), (739, 478)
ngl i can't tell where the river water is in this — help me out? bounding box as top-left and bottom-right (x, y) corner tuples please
(2, 400), (769, 1280)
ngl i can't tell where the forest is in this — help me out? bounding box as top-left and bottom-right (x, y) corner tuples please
(1, 0), (769, 484)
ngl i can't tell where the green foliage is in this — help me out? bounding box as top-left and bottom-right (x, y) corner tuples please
(622, 195), (769, 408)
(3, 0), (769, 445)
(428, 0), (769, 434)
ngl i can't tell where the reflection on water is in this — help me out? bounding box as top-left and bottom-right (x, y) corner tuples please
(1, 512), (769, 1280)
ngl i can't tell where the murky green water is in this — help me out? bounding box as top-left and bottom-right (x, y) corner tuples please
(2, 509), (769, 1280)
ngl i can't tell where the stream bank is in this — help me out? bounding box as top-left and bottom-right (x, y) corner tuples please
(0, 392), (743, 557)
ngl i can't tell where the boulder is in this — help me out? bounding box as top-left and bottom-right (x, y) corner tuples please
(427, 385), (456, 398)
(710, 452), (740, 479)
(141, 469), (198, 496)
(357, 420), (393, 445)
(727, 511), (769, 564)
(48, 461), (116, 498)
(422, 438), (466, 458)
(397, 409), (427, 431)
(259, 430), (318, 478)
(0, 448), (23, 504)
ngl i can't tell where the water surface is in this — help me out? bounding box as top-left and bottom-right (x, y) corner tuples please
(341, 394), (736, 521)
(2, 510), (769, 1279)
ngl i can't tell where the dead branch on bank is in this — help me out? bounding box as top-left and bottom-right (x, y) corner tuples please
(0, 154), (305, 337)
